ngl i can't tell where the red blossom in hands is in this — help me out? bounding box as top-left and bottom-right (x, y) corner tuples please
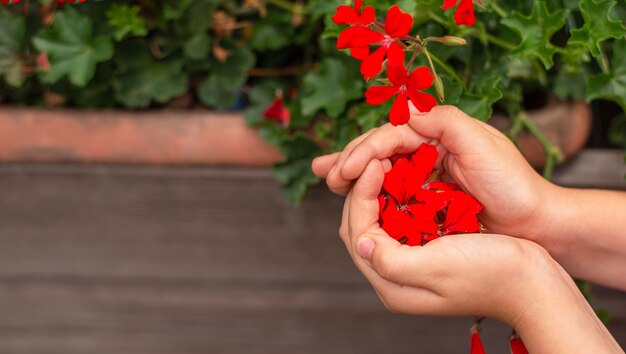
(263, 93), (290, 127)
(441, 0), (476, 26)
(440, 192), (483, 236)
(378, 143), (483, 246)
(365, 66), (437, 126)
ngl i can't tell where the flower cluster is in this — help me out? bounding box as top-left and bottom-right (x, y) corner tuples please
(333, 2), (438, 126)
(378, 143), (483, 246)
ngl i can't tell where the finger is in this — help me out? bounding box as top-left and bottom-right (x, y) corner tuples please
(312, 153), (340, 179)
(338, 192), (352, 249)
(348, 159), (385, 242)
(408, 105), (494, 155)
(326, 128), (377, 195)
(341, 123), (445, 181)
(356, 233), (446, 288)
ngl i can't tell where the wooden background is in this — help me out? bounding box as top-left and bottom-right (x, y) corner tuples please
(0, 149), (624, 354)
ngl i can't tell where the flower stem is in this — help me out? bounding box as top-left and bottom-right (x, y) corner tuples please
(424, 48), (467, 90)
(483, 32), (516, 50)
(489, 1), (508, 18)
(515, 112), (564, 180)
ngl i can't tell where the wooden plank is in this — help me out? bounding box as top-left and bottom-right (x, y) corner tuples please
(0, 155), (624, 354)
(553, 149), (626, 190)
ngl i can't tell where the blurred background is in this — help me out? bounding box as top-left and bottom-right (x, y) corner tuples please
(1, 1), (625, 353)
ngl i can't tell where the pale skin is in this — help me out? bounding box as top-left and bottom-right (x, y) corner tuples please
(312, 105), (626, 353)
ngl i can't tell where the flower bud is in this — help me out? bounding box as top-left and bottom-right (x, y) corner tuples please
(428, 36), (467, 46)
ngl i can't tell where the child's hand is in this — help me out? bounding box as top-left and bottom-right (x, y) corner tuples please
(339, 158), (555, 322)
(341, 160), (623, 354)
(313, 105), (558, 249)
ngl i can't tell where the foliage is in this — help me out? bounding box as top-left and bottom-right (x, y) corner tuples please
(0, 0), (624, 203)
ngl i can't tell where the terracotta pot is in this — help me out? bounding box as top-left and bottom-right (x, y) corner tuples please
(0, 108), (283, 166)
(489, 100), (592, 168)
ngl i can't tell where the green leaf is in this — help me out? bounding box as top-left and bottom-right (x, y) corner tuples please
(0, 11), (25, 87)
(106, 4), (148, 41)
(112, 42), (188, 108)
(500, 1), (569, 69)
(456, 75), (503, 121)
(183, 33), (211, 60)
(33, 8), (114, 87)
(608, 113), (626, 149)
(568, 0), (626, 58)
(586, 39), (626, 110)
(250, 12), (294, 51)
(273, 135), (322, 205)
(301, 58), (363, 118)
(197, 44), (255, 109)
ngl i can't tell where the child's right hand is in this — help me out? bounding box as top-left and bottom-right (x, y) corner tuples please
(312, 105), (561, 250)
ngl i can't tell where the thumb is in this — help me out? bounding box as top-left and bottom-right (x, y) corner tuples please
(356, 233), (443, 288)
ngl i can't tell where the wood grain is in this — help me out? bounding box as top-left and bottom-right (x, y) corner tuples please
(0, 151), (624, 354)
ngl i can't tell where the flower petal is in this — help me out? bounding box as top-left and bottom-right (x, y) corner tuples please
(360, 5), (376, 25)
(387, 41), (405, 68)
(408, 66), (434, 90)
(332, 5), (360, 24)
(411, 143), (438, 184)
(389, 92), (410, 126)
(383, 158), (413, 203)
(350, 46), (370, 60)
(365, 85), (398, 105)
(361, 46), (387, 79)
(440, 0), (459, 10)
(454, 0), (476, 26)
(354, 0), (363, 12)
(384, 5), (414, 38)
(407, 89), (437, 113)
(387, 65), (408, 87)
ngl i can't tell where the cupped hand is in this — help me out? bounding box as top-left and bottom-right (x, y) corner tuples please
(313, 105), (558, 246)
(340, 158), (561, 324)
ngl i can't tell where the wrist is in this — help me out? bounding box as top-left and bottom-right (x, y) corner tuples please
(525, 183), (578, 258)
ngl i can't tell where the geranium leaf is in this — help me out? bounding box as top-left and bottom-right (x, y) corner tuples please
(500, 1), (569, 69)
(586, 39), (626, 110)
(106, 4), (148, 41)
(112, 42), (188, 108)
(33, 8), (114, 87)
(273, 135), (322, 205)
(301, 57), (363, 118)
(568, 0), (626, 58)
(198, 44), (255, 109)
(0, 11), (25, 87)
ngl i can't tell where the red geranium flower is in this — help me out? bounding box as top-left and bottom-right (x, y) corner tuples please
(333, 0), (376, 61)
(335, 5), (413, 80)
(439, 192), (483, 235)
(365, 66), (437, 126)
(441, 0), (476, 26)
(263, 93), (290, 127)
(380, 197), (438, 246)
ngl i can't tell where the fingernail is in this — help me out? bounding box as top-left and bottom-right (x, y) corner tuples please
(357, 238), (375, 261)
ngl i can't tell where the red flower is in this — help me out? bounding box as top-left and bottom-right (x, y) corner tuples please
(263, 94), (290, 127)
(440, 192), (483, 235)
(365, 66), (437, 126)
(378, 144), (449, 245)
(470, 329), (486, 354)
(441, 0), (476, 26)
(333, 1), (377, 61)
(380, 197), (438, 246)
(510, 338), (529, 354)
(359, 5), (413, 79)
(335, 5), (413, 80)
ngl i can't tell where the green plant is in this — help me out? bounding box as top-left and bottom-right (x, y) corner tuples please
(0, 0), (624, 203)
